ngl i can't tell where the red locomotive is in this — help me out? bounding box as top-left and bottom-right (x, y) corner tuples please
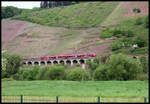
(40, 53), (96, 60)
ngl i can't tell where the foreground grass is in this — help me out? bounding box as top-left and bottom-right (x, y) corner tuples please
(2, 80), (148, 98)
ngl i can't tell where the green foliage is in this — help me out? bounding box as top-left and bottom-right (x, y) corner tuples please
(2, 71), (9, 78)
(35, 66), (49, 80)
(2, 80), (148, 98)
(144, 15), (149, 28)
(94, 65), (109, 80)
(106, 53), (142, 80)
(13, 66), (39, 80)
(2, 6), (22, 18)
(1, 78), (14, 81)
(133, 36), (147, 48)
(100, 54), (110, 64)
(136, 73), (148, 81)
(93, 54), (143, 81)
(131, 47), (148, 54)
(100, 28), (113, 38)
(133, 8), (141, 13)
(36, 65), (66, 80)
(2, 53), (7, 72)
(12, 2), (119, 27)
(139, 56), (148, 73)
(44, 65), (66, 80)
(135, 17), (144, 25)
(112, 27), (135, 37)
(66, 68), (90, 81)
(120, 38), (133, 47)
(2, 53), (23, 78)
(111, 40), (123, 51)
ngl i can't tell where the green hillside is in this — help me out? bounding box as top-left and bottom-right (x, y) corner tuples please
(12, 2), (119, 27)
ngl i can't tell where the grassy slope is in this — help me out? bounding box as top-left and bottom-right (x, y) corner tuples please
(2, 2), (148, 58)
(107, 15), (148, 55)
(12, 2), (119, 27)
(2, 80), (148, 98)
(101, 2), (149, 26)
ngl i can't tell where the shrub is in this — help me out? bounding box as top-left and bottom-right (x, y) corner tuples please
(133, 8), (137, 12)
(2, 71), (9, 78)
(131, 47), (148, 54)
(100, 28), (113, 38)
(139, 56), (148, 73)
(94, 65), (109, 80)
(136, 8), (141, 13)
(100, 54), (109, 64)
(123, 29), (134, 37)
(112, 27), (123, 37)
(36, 66), (49, 80)
(36, 65), (66, 80)
(121, 38), (133, 47)
(111, 40), (123, 51)
(4, 53), (23, 77)
(112, 27), (134, 38)
(133, 36), (147, 48)
(66, 68), (90, 81)
(17, 68), (31, 80)
(2, 6), (22, 19)
(135, 17), (144, 25)
(144, 15), (148, 28)
(133, 8), (141, 13)
(45, 65), (66, 80)
(86, 58), (99, 72)
(2, 78), (14, 81)
(106, 53), (143, 80)
(136, 73), (148, 81)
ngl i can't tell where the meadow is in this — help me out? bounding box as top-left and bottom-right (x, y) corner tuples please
(2, 80), (148, 97)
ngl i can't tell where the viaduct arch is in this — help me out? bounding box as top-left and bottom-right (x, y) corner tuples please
(23, 58), (93, 69)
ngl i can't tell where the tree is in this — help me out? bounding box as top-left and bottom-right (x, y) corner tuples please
(2, 6), (22, 19)
(5, 53), (23, 77)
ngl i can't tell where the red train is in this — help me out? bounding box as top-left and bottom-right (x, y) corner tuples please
(40, 53), (96, 60)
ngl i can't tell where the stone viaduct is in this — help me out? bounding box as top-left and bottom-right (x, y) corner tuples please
(23, 57), (94, 69)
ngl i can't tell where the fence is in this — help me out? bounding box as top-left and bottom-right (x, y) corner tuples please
(1, 95), (148, 103)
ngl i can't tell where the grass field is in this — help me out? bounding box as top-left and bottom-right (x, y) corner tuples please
(2, 80), (148, 97)
(2, 80), (148, 102)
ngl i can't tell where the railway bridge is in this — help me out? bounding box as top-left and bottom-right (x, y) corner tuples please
(23, 57), (94, 69)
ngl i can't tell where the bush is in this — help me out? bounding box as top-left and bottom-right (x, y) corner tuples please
(100, 54), (109, 64)
(145, 15), (148, 28)
(121, 38), (133, 47)
(36, 65), (66, 80)
(2, 78), (14, 81)
(131, 47), (148, 54)
(2, 71), (9, 78)
(4, 53), (23, 77)
(17, 68), (31, 80)
(112, 27), (123, 37)
(45, 65), (66, 80)
(94, 65), (109, 80)
(100, 28), (113, 38)
(112, 27), (135, 38)
(106, 53), (143, 80)
(2, 6), (22, 19)
(139, 56), (148, 73)
(133, 8), (141, 13)
(133, 36), (147, 48)
(35, 66), (49, 80)
(136, 73), (148, 81)
(66, 68), (90, 81)
(111, 40), (123, 51)
(135, 17), (144, 25)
